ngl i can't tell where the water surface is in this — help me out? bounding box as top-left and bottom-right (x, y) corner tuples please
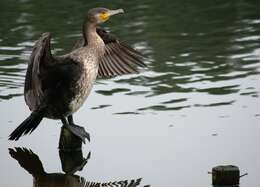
(1, 0), (260, 186)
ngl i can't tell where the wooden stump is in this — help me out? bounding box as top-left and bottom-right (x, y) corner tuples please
(212, 165), (240, 186)
(58, 126), (90, 174)
(59, 126), (82, 151)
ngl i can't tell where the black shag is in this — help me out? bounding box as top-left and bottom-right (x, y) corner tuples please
(9, 7), (145, 142)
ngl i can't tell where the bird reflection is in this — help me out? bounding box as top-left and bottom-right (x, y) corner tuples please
(9, 147), (148, 187)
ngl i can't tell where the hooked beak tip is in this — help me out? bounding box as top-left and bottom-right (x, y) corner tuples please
(109, 8), (125, 16)
(118, 9), (124, 14)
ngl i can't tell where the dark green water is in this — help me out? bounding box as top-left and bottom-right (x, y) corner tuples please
(1, 0), (260, 186)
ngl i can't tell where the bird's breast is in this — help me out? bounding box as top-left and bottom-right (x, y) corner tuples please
(68, 54), (99, 114)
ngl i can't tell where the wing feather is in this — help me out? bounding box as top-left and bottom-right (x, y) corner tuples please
(24, 32), (53, 110)
(72, 28), (146, 78)
(106, 44), (138, 73)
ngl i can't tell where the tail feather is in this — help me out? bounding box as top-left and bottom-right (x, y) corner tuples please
(9, 111), (44, 141)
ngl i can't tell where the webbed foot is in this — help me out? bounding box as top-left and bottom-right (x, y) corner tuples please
(61, 116), (90, 144)
(65, 124), (90, 143)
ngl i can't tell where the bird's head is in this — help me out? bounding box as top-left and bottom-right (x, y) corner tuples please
(87, 7), (124, 25)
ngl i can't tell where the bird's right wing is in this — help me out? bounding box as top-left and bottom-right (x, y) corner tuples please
(24, 32), (54, 110)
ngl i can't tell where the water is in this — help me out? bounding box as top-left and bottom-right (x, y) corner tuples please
(1, 0), (260, 186)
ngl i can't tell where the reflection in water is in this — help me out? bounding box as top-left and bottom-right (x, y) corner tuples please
(9, 148), (149, 187)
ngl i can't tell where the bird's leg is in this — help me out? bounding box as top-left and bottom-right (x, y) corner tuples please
(68, 115), (90, 142)
(61, 116), (90, 144)
(67, 115), (74, 124)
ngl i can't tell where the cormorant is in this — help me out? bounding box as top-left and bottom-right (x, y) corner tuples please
(9, 7), (145, 142)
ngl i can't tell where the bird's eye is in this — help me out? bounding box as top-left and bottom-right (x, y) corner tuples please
(99, 11), (109, 21)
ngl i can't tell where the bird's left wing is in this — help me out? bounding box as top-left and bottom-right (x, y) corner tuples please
(73, 28), (146, 78)
(98, 28), (146, 78)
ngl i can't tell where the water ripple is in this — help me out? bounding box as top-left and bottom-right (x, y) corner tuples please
(0, 0), (260, 114)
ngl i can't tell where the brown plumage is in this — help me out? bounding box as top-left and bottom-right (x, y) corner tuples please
(9, 8), (145, 142)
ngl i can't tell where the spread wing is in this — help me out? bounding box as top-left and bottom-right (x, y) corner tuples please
(25, 33), (82, 111)
(24, 32), (54, 110)
(73, 28), (146, 78)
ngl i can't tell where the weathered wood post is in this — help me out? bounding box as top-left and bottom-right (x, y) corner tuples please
(210, 165), (248, 186)
(59, 126), (83, 151)
(58, 126), (90, 174)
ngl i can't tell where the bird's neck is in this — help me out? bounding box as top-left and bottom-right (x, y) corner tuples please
(83, 22), (101, 46)
(82, 21), (105, 59)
